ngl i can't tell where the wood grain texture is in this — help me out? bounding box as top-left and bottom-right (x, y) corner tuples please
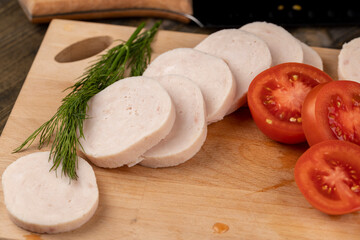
(18, 0), (192, 23)
(0, 19), (358, 240)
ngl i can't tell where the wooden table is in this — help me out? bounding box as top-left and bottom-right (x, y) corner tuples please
(1, 1), (360, 136)
(2, 1), (360, 239)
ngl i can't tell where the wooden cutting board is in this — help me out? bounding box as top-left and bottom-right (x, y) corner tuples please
(0, 19), (357, 240)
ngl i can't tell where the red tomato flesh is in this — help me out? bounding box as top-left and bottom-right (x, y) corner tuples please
(295, 140), (360, 215)
(302, 80), (360, 146)
(247, 63), (333, 144)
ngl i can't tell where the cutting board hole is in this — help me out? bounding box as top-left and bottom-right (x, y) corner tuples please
(55, 36), (113, 63)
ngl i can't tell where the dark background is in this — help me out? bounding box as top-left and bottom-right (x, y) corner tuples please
(1, 0), (360, 134)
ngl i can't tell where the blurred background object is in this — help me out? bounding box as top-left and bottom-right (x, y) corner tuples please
(1, 0), (360, 134)
(17, 0), (193, 23)
(18, 0), (360, 27)
(192, 1), (360, 27)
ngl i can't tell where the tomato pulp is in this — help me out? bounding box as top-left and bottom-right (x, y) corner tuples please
(302, 80), (360, 146)
(247, 63), (333, 144)
(295, 140), (360, 215)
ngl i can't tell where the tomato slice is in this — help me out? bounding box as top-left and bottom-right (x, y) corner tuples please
(302, 80), (360, 146)
(295, 140), (360, 215)
(247, 63), (333, 144)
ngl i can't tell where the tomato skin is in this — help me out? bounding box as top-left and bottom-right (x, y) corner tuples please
(302, 80), (360, 146)
(247, 62), (333, 144)
(295, 140), (360, 215)
(301, 83), (329, 146)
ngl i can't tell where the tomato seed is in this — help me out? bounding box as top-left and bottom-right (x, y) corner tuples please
(289, 117), (296, 122)
(279, 112), (285, 119)
(266, 119), (273, 124)
(328, 114), (335, 119)
(352, 97), (360, 107)
(264, 87), (272, 91)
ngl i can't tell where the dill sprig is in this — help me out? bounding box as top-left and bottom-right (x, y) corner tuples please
(13, 21), (162, 179)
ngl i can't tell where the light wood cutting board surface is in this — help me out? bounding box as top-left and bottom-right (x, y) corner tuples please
(1, 19), (357, 240)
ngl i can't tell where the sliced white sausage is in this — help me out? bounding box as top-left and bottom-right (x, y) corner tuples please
(2, 152), (98, 234)
(240, 21), (303, 66)
(194, 29), (271, 113)
(299, 41), (323, 70)
(141, 75), (207, 168)
(79, 76), (176, 168)
(143, 48), (235, 124)
(338, 37), (360, 82)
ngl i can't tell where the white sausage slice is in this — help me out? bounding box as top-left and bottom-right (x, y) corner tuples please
(141, 75), (207, 168)
(240, 21), (303, 66)
(194, 29), (271, 113)
(2, 152), (98, 234)
(143, 48), (235, 124)
(338, 37), (360, 82)
(299, 41), (323, 70)
(79, 76), (176, 168)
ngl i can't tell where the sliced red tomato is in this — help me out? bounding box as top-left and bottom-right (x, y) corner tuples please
(247, 63), (333, 144)
(302, 80), (360, 146)
(295, 140), (360, 215)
